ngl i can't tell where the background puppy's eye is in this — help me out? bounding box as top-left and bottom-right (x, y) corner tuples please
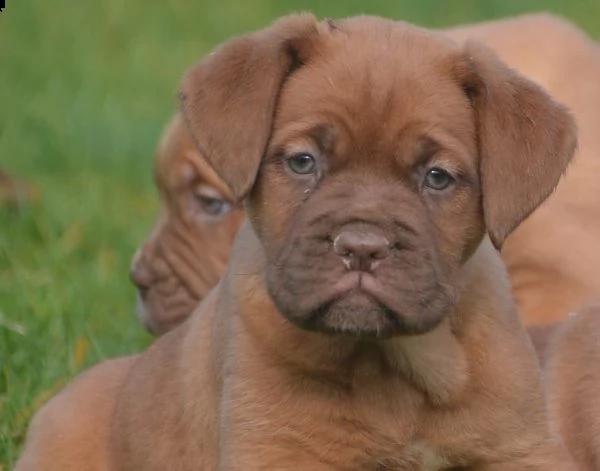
(286, 153), (317, 175)
(193, 185), (232, 217)
(424, 167), (454, 191)
(196, 195), (231, 216)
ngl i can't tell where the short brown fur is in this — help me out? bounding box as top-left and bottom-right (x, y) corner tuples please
(538, 305), (600, 471)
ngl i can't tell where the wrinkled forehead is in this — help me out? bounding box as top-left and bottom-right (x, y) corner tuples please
(154, 115), (233, 197)
(276, 19), (474, 148)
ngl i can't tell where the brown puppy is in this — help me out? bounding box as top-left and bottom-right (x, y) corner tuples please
(132, 13), (600, 334)
(536, 305), (600, 471)
(16, 15), (577, 470)
(449, 14), (600, 326)
(130, 114), (244, 334)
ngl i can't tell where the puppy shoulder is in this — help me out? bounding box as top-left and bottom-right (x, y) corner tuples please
(15, 356), (137, 471)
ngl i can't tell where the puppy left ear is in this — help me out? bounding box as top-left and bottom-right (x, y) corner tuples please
(179, 14), (322, 201)
(461, 40), (577, 250)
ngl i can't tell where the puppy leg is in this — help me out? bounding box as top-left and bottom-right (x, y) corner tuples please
(545, 305), (600, 470)
(14, 356), (136, 471)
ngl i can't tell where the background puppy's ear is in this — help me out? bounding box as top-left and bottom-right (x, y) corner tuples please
(180, 14), (321, 200)
(462, 40), (577, 250)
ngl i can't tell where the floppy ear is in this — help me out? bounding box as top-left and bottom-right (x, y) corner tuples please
(179, 14), (321, 200)
(462, 40), (577, 250)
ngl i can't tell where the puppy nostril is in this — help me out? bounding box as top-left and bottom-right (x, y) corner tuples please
(392, 242), (406, 251)
(371, 247), (388, 260)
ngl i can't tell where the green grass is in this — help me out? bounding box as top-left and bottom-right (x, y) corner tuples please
(1, 0), (598, 466)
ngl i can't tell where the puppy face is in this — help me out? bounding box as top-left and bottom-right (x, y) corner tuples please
(181, 15), (575, 339)
(131, 115), (244, 335)
(253, 32), (482, 337)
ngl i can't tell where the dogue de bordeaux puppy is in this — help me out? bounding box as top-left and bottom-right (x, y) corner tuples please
(130, 114), (245, 334)
(16, 14), (578, 470)
(131, 12), (600, 334)
(524, 305), (600, 471)
(450, 14), (600, 326)
(544, 305), (600, 470)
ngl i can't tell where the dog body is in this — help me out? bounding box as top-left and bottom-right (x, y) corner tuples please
(114, 233), (573, 470)
(523, 305), (600, 471)
(18, 236), (574, 470)
(17, 14), (578, 470)
(537, 306), (600, 470)
(13, 357), (136, 471)
(132, 13), (600, 334)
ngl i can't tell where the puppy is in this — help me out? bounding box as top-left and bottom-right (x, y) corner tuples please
(130, 114), (244, 334)
(132, 13), (600, 334)
(527, 322), (559, 364)
(16, 15), (577, 470)
(13, 357), (137, 471)
(449, 13), (600, 326)
(537, 305), (600, 471)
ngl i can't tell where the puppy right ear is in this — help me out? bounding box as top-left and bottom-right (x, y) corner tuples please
(461, 40), (577, 250)
(180, 14), (321, 201)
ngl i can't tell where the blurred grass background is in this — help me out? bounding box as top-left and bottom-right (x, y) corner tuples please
(1, 0), (599, 466)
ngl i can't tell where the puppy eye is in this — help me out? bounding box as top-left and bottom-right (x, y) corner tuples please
(193, 185), (232, 217)
(196, 195), (232, 216)
(286, 153), (317, 175)
(424, 167), (454, 191)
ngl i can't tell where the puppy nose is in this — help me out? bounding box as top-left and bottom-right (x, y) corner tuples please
(130, 249), (152, 290)
(333, 228), (390, 271)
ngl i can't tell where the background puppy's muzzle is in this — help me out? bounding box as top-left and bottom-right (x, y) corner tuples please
(130, 247), (153, 291)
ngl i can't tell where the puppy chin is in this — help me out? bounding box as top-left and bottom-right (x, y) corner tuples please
(279, 290), (447, 339)
(311, 292), (400, 339)
(135, 286), (200, 335)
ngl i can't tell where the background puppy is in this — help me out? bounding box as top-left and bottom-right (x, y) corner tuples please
(537, 305), (600, 471)
(132, 12), (600, 334)
(449, 13), (600, 326)
(18, 14), (577, 470)
(13, 357), (137, 471)
(130, 114), (245, 334)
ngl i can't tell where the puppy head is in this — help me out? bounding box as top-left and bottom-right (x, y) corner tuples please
(131, 114), (245, 335)
(181, 15), (576, 339)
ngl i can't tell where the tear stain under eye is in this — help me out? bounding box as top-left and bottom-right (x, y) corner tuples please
(301, 176), (324, 200)
(300, 186), (314, 203)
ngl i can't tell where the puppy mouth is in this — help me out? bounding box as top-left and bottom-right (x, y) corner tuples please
(331, 271), (364, 295)
(273, 269), (450, 339)
(298, 273), (409, 339)
(308, 293), (401, 339)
